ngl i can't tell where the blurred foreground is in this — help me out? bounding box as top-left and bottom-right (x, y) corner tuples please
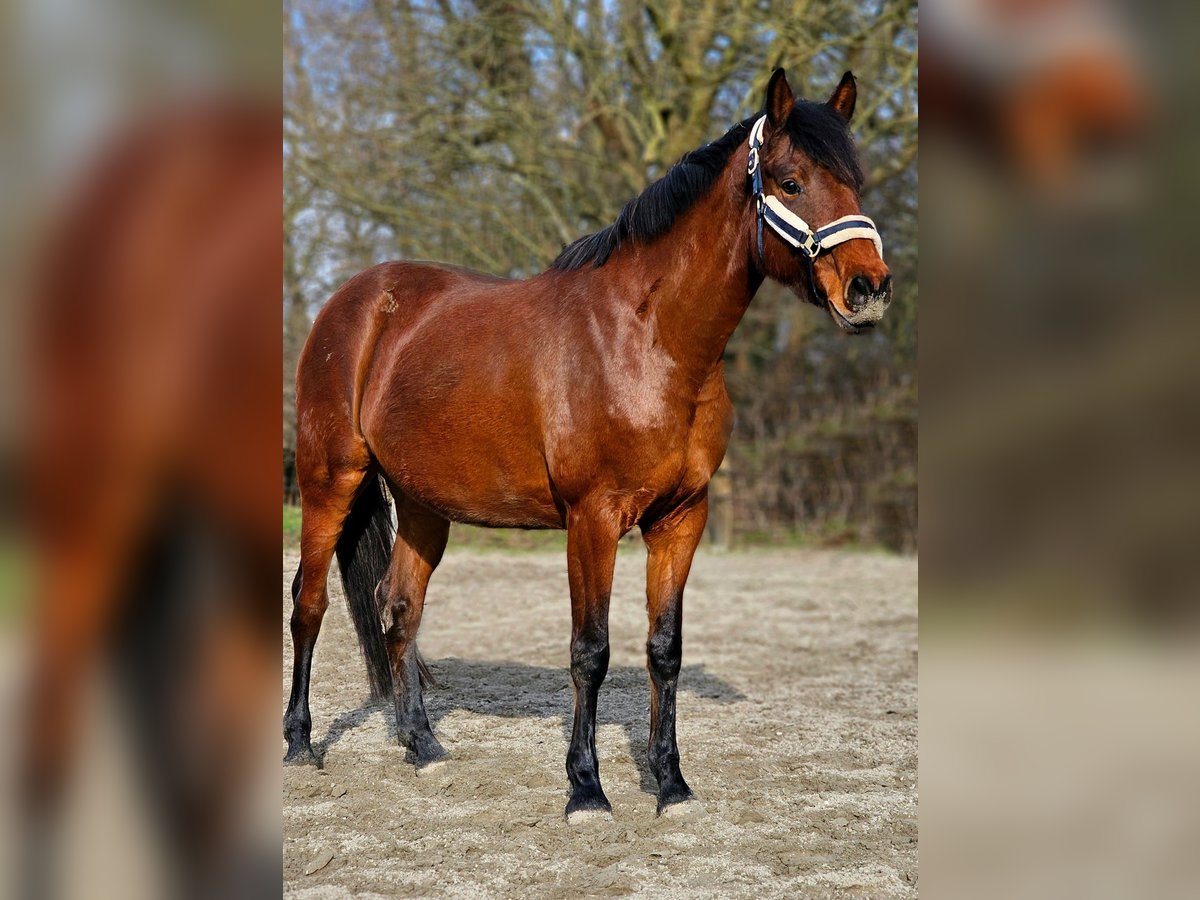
(921, 0), (1200, 896)
(2, 1), (281, 897)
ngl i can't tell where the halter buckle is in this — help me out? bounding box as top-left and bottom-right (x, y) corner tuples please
(746, 146), (759, 177)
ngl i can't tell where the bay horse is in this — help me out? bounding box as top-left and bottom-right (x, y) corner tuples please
(286, 69), (893, 821)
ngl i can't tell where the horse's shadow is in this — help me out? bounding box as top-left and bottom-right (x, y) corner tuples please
(313, 658), (745, 794)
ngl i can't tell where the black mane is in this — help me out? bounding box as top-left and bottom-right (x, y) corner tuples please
(551, 100), (864, 271)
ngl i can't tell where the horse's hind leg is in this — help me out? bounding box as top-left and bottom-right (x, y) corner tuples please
(641, 494), (708, 814)
(378, 489), (450, 768)
(283, 467), (366, 764)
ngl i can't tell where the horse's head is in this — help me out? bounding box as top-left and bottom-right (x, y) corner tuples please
(751, 69), (892, 333)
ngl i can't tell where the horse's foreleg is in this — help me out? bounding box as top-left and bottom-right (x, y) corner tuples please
(563, 505), (619, 822)
(378, 491), (449, 768)
(642, 494), (708, 814)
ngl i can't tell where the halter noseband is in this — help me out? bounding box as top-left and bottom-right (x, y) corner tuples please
(746, 115), (883, 279)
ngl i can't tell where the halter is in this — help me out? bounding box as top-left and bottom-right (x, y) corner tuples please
(746, 115), (884, 299)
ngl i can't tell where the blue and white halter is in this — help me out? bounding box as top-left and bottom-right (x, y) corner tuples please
(746, 115), (883, 267)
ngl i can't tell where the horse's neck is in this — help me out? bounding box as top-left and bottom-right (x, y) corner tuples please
(635, 156), (761, 386)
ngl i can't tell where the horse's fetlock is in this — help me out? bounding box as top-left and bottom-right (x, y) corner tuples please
(570, 638), (610, 684)
(567, 755), (601, 786)
(283, 712), (310, 744)
(650, 751), (680, 778)
(647, 633), (682, 682)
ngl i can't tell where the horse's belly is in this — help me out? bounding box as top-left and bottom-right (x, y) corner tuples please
(370, 416), (562, 528)
(402, 467), (562, 529)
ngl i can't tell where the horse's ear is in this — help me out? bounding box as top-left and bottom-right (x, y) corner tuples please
(765, 68), (794, 129)
(827, 71), (857, 122)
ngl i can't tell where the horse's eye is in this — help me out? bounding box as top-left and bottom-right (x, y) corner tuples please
(780, 179), (803, 196)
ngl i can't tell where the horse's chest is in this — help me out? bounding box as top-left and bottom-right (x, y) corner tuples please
(544, 322), (731, 507)
(600, 385), (732, 499)
(597, 345), (677, 432)
(601, 411), (731, 530)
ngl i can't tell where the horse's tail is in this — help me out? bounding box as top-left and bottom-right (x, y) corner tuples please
(332, 475), (438, 699)
(334, 475), (395, 700)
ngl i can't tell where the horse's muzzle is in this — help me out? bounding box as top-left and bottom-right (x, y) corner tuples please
(843, 273), (893, 325)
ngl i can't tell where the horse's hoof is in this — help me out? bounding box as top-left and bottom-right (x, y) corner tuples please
(407, 734), (449, 772)
(414, 755), (450, 776)
(658, 796), (704, 818)
(283, 744), (321, 767)
(565, 790), (612, 824)
(566, 806), (614, 825)
(656, 782), (697, 817)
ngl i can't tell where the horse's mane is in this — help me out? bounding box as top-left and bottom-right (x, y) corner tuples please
(551, 100), (864, 271)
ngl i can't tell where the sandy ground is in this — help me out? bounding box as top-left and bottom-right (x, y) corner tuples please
(282, 543), (917, 898)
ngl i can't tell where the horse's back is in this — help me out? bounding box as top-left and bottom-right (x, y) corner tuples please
(299, 259), (511, 404)
(308, 260), (508, 335)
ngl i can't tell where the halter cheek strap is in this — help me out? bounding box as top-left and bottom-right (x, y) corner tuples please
(746, 115), (884, 263)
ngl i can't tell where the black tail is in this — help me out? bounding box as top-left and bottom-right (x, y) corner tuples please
(334, 475), (395, 700)
(333, 475), (438, 699)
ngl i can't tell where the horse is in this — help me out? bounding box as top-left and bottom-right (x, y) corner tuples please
(285, 68), (893, 822)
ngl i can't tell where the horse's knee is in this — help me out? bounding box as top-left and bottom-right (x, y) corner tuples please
(570, 635), (610, 689)
(647, 608), (682, 684)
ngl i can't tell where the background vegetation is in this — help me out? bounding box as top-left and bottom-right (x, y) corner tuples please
(283, 0), (917, 551)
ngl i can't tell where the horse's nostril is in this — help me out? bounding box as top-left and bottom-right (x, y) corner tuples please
(846, 275), (873, 311)
(879, 274), (893, 302)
